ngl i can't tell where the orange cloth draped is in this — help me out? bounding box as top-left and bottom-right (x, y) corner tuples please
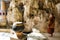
(47, 15), (55, 34)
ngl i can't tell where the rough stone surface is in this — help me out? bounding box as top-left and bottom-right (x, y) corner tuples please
(0, 0), (60, 32)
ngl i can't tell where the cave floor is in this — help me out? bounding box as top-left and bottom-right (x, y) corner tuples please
(43, 33), (60, 40)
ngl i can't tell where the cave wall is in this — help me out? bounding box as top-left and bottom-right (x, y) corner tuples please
(23, 0), (60, 32)
(0, 0), (60, 32)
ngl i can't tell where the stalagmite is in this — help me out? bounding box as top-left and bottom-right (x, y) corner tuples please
(7, 0), (22, 26)
(23, 0), (34, 32)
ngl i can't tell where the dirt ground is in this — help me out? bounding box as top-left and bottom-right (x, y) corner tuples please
(43, 33), (60, 40)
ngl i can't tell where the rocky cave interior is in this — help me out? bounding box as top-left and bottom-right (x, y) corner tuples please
(0, 0), (60, 40)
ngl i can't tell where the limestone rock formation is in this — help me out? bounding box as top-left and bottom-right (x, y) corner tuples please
(7, 0), (22, 26)
(1, 0), (60, 32)
(23, 0), (60, 32)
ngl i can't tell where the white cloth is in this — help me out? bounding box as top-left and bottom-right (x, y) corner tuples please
(27, 28), (47, 40)
(0, 30), (18, 40)
(0, 32), (10, 40)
